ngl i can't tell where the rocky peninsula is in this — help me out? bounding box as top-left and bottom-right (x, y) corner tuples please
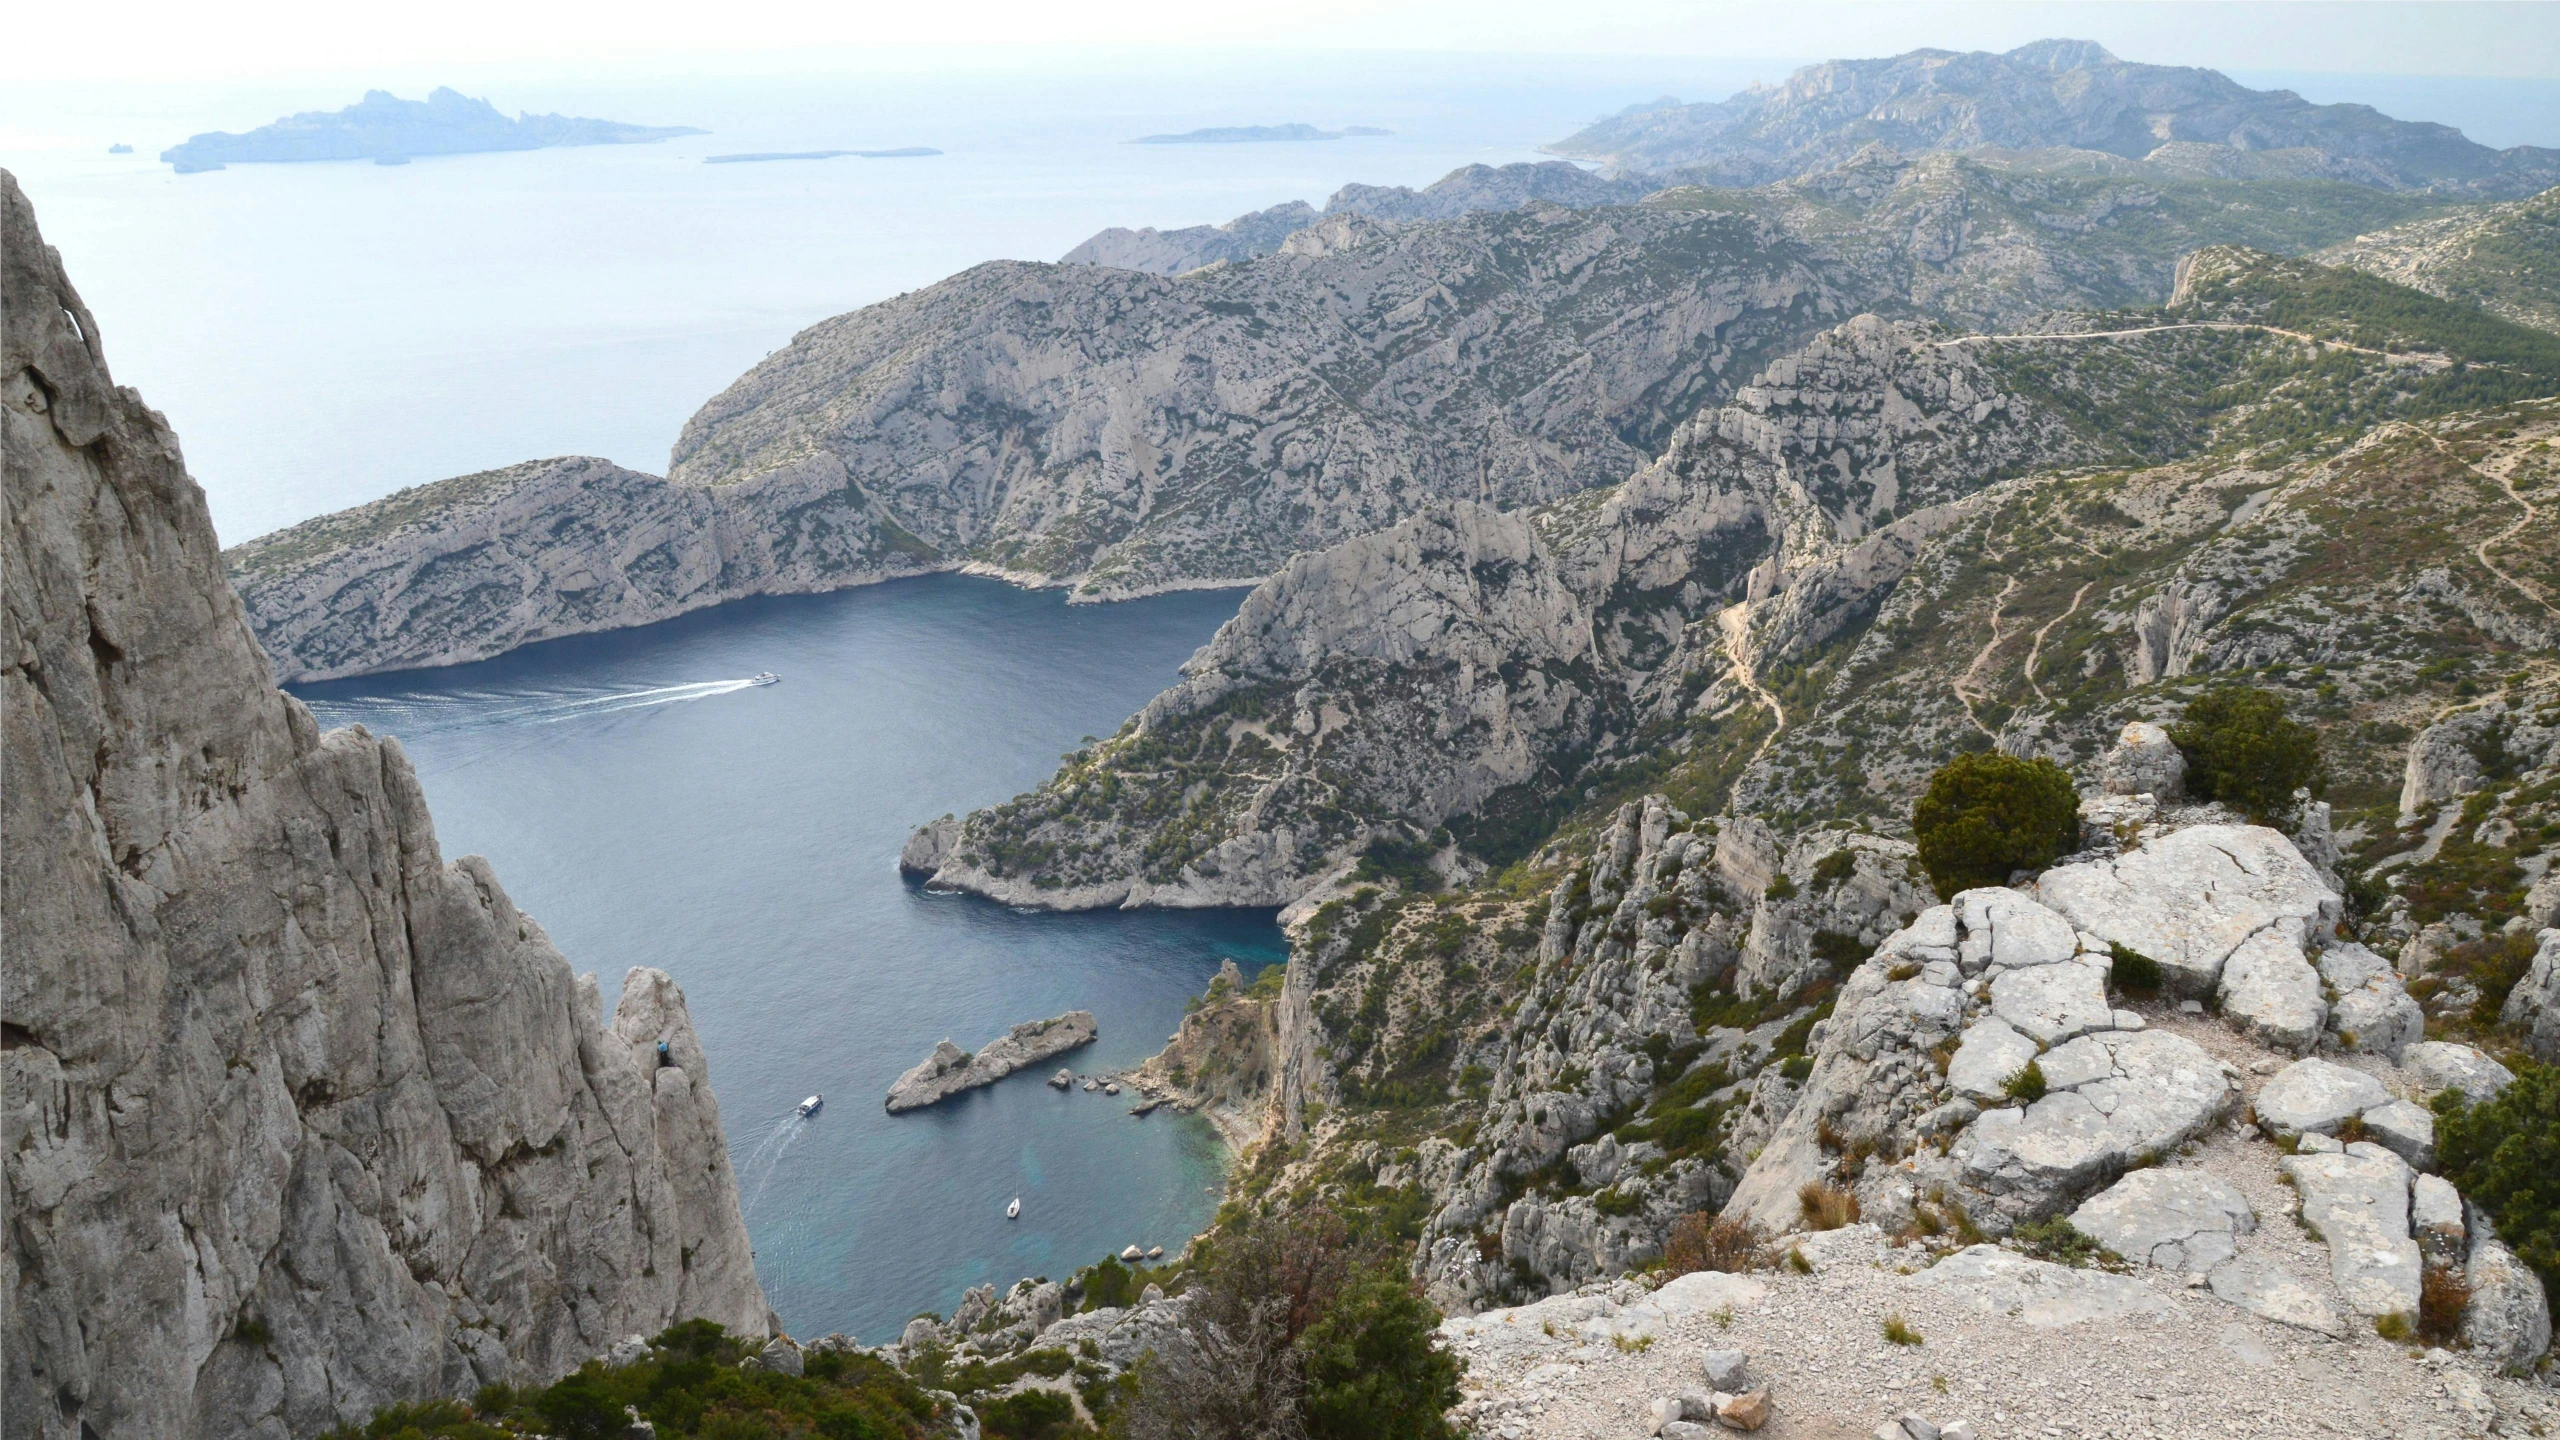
(885, 1011), (1098, 1112)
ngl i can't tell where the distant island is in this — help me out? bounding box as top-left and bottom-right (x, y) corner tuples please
(159, 87), (705, 173)
(107, 143), (133, 154)
(704, 148), (941, 164)
(1130, 123), (1391, 145)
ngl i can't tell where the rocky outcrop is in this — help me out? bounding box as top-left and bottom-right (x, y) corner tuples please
(884, 1012), (1098, 1111)
(1060, 201), (1318, 275)
(160, 87), (703, 172)
(2318, 185), (2560, 335)
(2502, 928), (2560, 1061)
(1323, 161), (1652, 221)
(2, 171), (770, 1440)
(1548, 40), (2560, 197)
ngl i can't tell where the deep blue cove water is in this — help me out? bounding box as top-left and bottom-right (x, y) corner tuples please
(292, 574), (1280, 1342)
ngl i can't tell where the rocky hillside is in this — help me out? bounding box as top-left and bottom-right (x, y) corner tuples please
(2320, 184), (2560, 335)
(1550, 39), (2560, 197)
(2, 173), (771, 1439)
(909, 249), (2560, 911)
(231, 148), (2449, 681)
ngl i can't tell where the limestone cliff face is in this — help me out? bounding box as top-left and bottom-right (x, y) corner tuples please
(914, 317), (2079, 909)
(2, 172), (771, 1439)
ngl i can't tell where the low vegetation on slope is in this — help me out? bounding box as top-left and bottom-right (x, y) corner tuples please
(2321, 185), (2560, 336)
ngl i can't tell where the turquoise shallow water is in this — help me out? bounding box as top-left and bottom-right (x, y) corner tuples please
(293, 573), (1279, 1342)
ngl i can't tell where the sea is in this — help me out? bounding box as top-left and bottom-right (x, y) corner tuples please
(5, 50), (2554, 1341)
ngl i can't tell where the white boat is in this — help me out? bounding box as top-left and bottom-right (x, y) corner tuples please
(1007, 1196), (1021, 1220)
(796, 1094), (822, 1117)
(749, 672), (781, 687)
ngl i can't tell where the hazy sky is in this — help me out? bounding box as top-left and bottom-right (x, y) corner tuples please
(16, 1), (2559, 83)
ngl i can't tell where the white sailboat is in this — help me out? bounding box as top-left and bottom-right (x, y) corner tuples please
(1006, 1196), (1022, 1220)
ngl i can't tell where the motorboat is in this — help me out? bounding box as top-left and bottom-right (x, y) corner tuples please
(1007, 1196), (1021, 1220)
(796, 1095), (822, 1117)
(749, 672), (781, 687)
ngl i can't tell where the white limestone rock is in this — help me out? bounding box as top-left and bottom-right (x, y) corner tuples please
(2500, 928), (2560, 1062)
(2037, 825), (2339, 997)
(1907, 1245), (2176, 1326)
(1955, 1030), (2240, 1218)
(2215, 928), (2328, 1053)
(0, 177), (772, 1440)
(2252, 1057), (2389, 1137)
(2411, 1174), (2465, 1255)
(2068, 1169), (2256, 1273)
(2325, 973), (2424, 1061)
(885, 1012), (1099, 1112)
(2206, 1258), (2345, 1335)
(2358, 1098), (2436, 1171)
(2099, 720), (2187, 799)
(1955, 887), (2078, 972)
(2402, 1041), (2515, 1104)
(1989, 955), (2115, 1046)
(2463, 1221), (2555, 1373)
(1947, 1018), (2042, 1103)
(2281, 1142), (2421, 1318)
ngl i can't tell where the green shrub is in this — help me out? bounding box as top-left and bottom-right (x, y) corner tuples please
(1910, 753), (2082, 900)
(2108, 943), (2164, 998)
(2434, 1060), (2560, 1324)
(977, 1388), (1081, 1440)
(2013, 1217), (2118, 1268)
(2004, 1060), (2048, 1104)
(1881, 1313), (1924, 1346)
(1298, 1269), (1464, 1440)
(2171, 686), (2325, 823)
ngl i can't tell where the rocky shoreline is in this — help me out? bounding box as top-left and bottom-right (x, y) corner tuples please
(884, 1011), (1098, 1112)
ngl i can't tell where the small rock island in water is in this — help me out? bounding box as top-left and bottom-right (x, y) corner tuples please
(160, 87), (705, 172)
(885, 1011), (1098, 1112)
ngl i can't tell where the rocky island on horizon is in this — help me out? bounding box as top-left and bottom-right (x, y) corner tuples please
(159, 86), (705, 172)
(1130, 122), (1391, 144)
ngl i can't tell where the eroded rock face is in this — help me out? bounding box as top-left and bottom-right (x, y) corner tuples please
(2099, 721), (2186, 799)
(2500, 928), (2560, 1062)
(2, 172), (770, 1440)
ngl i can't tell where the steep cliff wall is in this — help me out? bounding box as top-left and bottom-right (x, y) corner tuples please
(2, 171), (771, 1439)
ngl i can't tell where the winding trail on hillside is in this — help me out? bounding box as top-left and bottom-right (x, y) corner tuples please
(1717, 603), (1788, 770)
(1934, 321), (2407, 360)
(2394, 422), (2560, 624)
(2023, 580), (2098, 704)
(1953, 576), (2025, 740)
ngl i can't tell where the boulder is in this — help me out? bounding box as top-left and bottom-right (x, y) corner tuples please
(2411, 1174), (2465, 1256)
(2325, 973), (2424, 1061)
(2402, 1042), (2516, 1104)
(2281, 1143), (2421, 1317)
(2100, 721), (2186, 799)
(1947, 1018), (2042, 1102)
(2037, 826), (2338, 996)
(1716, 1390), (1774, 1431)
(1956, 888), (2080, 971)
(1699, 1348), (1750, 1390)
(2358, 1098), (2435, 1171)
(605, 1334), (653, 1368)
(1956, 1030), (2239, 1219)
(752, 1336), (805, 1377)
(2499, 929), (2560, 1062)
(2067, 1169), (2256, 1273)
(2206, 1258), (2345, 1335)
(2252, 1058), (2388, 1137)
(2216, 929), (2327, 1053)
(2463, 1220), (2555, 1373)
(1990, 955), (2115, 1045)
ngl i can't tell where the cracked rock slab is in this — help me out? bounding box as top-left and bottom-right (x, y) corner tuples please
(2215, 928), (2327, 1053)
(2282, 1142), (2420, 1318)
(2068, 1168), (2256, 1273)
(1906, 1245), (2176, 1326)
(1958, 1030), (2239, 1213)
(2207, 1258), (2345, 1335)
(1948, 1017), (2042, 1102)
(2252, 1057), (2388, 1137)
(2037, 824), (2339, 996)
(2404, 1041), (2515, 1104)
(1990, 954), (2115, 1045)
(2360, 1098), (2435, 1171)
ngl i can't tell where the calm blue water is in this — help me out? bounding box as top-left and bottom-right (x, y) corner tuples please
(293, 574), (1280, 1341)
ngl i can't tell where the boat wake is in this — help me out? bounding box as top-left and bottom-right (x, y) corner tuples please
(300, 676), (771, 748)
(739, 1108), (815, 1217)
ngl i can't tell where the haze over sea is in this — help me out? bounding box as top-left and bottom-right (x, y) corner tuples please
(8, 48), (2557, 1339)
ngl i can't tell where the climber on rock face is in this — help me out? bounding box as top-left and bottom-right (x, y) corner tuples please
(658, 1040), (673, 1067)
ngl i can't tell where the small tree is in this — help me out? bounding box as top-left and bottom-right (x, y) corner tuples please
(2170, 686), (2325, 823)
(2435, 1061), (2560, 1325)
(1298, 1270), (1462, 1440)
(1910, 752), (2082, 900)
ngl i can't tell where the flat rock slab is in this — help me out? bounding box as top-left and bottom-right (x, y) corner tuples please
(2069, 1168), (2256, 1273)
(2252, 1057), (2388, 1137)
(2216, 928), (2326, 1053)
(2207, 1258), (2344, 1335)
(1948, 1017), (2042, 1102)
(2404, 1042), (2514, 1104)
(1907, 1245), (2176, 1327)
(2282, 1142), (2420, 1318)
(2327, 976), (2423, 1061)
(1990, 955), (2114, 1045)
(1956, 887), (2079, 971)
(2037, 825), (2338, 996)
(885, 1011), (1098, 1112)
(1959, 1030), (2238, 1211)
